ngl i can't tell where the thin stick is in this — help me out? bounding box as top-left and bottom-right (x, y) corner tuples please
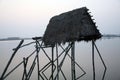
(92, 40), (95, 80)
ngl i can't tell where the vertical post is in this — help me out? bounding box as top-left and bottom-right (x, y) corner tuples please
(36, 40), (40, 80)
(71, 42), (76, 80)
(92, 40), (95, 80)
(22, 57), (27, 80)
(22, 57), (28, 80)
(56, 44), (59, 80)
(51, 46), (54, 80)
(0, 40), (24, 80)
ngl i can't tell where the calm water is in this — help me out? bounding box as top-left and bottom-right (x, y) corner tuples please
(0, 38), (120, 80)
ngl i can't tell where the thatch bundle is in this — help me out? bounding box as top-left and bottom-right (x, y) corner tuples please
(43, 7), (101, 46)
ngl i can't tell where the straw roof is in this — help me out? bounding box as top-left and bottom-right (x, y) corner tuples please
(43, 7), (101, 46)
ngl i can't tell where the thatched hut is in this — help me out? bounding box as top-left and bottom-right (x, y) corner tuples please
(43, 7), (101, 46)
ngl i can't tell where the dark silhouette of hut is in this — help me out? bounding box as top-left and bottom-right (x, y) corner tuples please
(43, 7), (101, 46)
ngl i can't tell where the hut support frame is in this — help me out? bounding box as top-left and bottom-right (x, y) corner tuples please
(92, 40), (107, 80)
(0, 38), (107, 80)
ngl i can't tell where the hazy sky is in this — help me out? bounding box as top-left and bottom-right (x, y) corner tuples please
(0, 0), (120, 38)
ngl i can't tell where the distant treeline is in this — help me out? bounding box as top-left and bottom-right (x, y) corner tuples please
(0, 35), (120, 41)
(102, 34), (120, 37)
(0, 37), (21, 41)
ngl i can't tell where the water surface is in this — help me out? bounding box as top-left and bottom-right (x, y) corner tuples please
(0, 38), (120, 80)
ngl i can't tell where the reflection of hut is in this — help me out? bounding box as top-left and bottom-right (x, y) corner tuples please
(43, 7), (101, 46)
